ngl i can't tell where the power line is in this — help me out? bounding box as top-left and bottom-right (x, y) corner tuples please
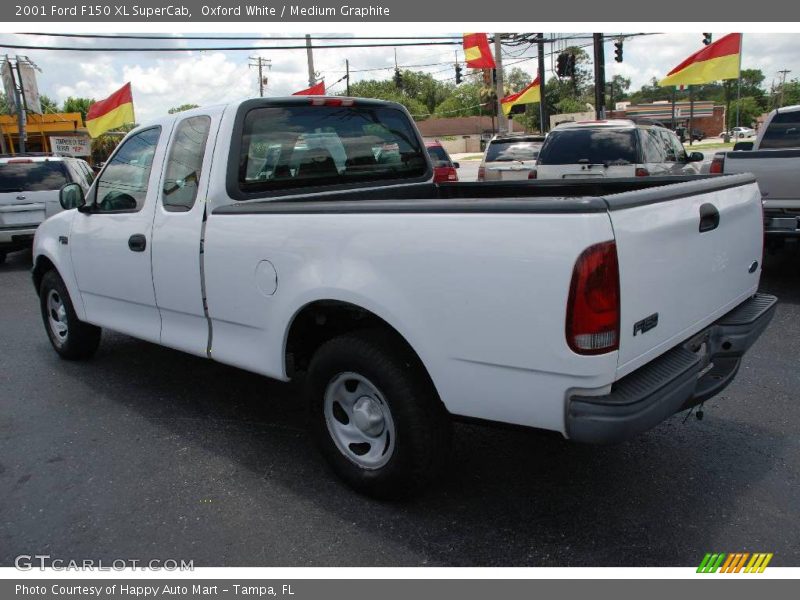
(17, 32), (462, 41)
(0, 41), (463, 52)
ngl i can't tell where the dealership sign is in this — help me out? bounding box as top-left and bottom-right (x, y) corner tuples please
(50, 135), (91, 157)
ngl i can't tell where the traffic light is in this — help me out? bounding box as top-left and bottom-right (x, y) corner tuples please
(455, 63), (463, 85)
(556, 53), (568, 77)
(394, 68), (403, 89)
(703, 33), (712, 45)
(614, 40), (623, 63)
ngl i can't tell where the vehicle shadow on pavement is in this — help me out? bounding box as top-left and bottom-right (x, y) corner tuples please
(2, 248), (797, 568)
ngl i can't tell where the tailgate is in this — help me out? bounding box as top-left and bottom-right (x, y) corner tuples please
(607, 174), (763, 377)
(723, 149), (800, 201)
(0, 191), (49, 229)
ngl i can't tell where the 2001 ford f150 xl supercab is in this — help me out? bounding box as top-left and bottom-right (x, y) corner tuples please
(33, 97), (776, 498)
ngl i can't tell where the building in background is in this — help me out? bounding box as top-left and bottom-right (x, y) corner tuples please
(416, 116), (495, 154)
(607, 101), (726, 137)
(0, 112), (90, 157)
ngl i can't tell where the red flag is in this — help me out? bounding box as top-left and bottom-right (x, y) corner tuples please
(292, 81), (326, 96)
(463, 33), (496, 69)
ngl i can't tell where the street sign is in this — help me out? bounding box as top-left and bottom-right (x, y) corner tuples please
(1, 60), (17, 113)
(49, 135), (91, 157)
(17, 61), (42, 114)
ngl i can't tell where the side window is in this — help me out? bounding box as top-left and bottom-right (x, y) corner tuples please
(760, 111), (800, 149)
(95, 127), (161, 213)
(642, 130), (666, 163)
(162, 116), (211, 212)
(79, 161), (95, 186)
(657, 130), (677, 162)
(669, 132), (687, 162)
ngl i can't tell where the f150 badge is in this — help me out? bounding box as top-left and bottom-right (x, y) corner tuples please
(633, 313), (659, 336)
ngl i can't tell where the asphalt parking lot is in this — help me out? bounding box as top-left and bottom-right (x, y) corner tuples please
(1, 246), (799, 567)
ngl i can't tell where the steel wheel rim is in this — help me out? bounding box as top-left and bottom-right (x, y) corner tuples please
(323, 372), (396, 470)
(47, 289), (68, 347)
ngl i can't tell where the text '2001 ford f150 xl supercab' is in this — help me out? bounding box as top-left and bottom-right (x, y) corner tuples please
(33, 97), (776, 498)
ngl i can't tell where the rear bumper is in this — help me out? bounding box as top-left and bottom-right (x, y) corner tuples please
(0, 226), (37, 251)
(566, 293), (777, 444)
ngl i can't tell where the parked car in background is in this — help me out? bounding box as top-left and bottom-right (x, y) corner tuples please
(711, 105), (800, 247)
(32, 97), (775, 498)
(426, 141), (459, 183)
(477, 134), (544, 181)
(0, 155), (93, 264)
(674, 126), (704, 143)
(535, 120), (704, 180)
(720, 126), (756, 139)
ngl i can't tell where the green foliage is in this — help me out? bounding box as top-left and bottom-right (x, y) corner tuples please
(62, 97), (95, 122)
(39, 94), (59, 113)
(346, 72), (438, 119)
(729, 96), (763, 128)
(168, 103), (200, 114)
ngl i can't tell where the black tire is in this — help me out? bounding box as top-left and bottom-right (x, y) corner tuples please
(307, 329), (451, 499)
(39, 270), (101, 360)
(0, 251), (6, 265)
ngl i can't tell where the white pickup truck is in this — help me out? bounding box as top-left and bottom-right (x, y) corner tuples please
(711, 105), (800, 245)
(33, 97), (776, 498)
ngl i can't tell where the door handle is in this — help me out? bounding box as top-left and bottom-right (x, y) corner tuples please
(128, 234), (147, 252)
(699, 203), (720, 233)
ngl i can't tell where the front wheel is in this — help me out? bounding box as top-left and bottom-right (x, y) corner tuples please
(39, 270), (101, 360)
(307, 330), (451, 499)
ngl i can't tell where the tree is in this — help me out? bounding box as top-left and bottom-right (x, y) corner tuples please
(433, 80), (485, 117)
(346, 74), (431, 119)
(168, 103), (199, 114)
(39, 94), (59, 113)
(61, 97), (94, 122)
(729, 96), (763, 129)
(607, 75), (631, 106)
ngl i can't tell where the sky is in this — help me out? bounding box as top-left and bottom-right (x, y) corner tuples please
(1, 32), (799, 122)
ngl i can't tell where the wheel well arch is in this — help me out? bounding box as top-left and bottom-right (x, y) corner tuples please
(32, 255), (57, 295)
(283, 299), (431, 381)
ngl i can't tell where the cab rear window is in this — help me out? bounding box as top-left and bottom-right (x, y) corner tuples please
(538, 129), (639, 165)
(237, 103), (428, 195)
(485, 141), (541, 162)
(759, 111), (800, 149)
(0, 161), (70, 192)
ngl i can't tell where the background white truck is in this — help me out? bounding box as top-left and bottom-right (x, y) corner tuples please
(33, 97), (775, 497)
(711, 104), (800, 246)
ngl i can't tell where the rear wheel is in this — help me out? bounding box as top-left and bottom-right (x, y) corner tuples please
(307, 330), (451, 499)
(0, 251), (6, 264)
(39, 270), (101, 360)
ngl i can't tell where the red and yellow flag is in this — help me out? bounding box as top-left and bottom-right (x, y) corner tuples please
(501, 76), (541, 116)
(463, 33), (496, 69)
(659, 33), (742, 87)
(292, 81), (326, 96)
(85, 82), (135, 138)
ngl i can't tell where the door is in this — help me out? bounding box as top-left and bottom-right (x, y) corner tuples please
(70, 126), (167, 343)
(151, 114), (217, 356)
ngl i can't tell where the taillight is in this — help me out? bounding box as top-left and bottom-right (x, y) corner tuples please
(709, 154), (724, 174)
(309, 97), (355, 107)
(635, 167), (650, 177)
(566, 241), (620, 355)
(447, 168), (458, 181)
(477, 166), (485, 181)
(528, 169), (537, 179)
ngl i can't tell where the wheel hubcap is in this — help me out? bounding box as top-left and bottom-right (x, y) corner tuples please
(324, 372), (396, 469)
(47, 289), (68, 346)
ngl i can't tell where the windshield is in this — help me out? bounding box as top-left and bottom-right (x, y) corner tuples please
(238, 104), (428, 194)
(485, 141), (542, 162)
(537, 128), (639, 165)
(0, 161), (69, 192)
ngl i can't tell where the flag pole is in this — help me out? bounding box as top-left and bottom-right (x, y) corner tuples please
(688, 85), (694, 146)
(735, 33), (743, 128)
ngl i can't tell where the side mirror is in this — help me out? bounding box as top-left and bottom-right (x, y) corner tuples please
(688, 152), (704, 162)
(59, 182), (86, 210)
(453, 162), (460, 169)
(733, 141), (753, 151)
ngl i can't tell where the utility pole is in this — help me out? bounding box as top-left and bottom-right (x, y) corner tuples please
(493, 33), (506, 134)
(778, 69), (791, 107)
(537, 32), (547, 133)
(345, 59), (350, 96)
(4, 56), (28, 153)
(592, 33), (606, 119)
(305, 34), (316, 87)
(249, 56), (271, 97)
